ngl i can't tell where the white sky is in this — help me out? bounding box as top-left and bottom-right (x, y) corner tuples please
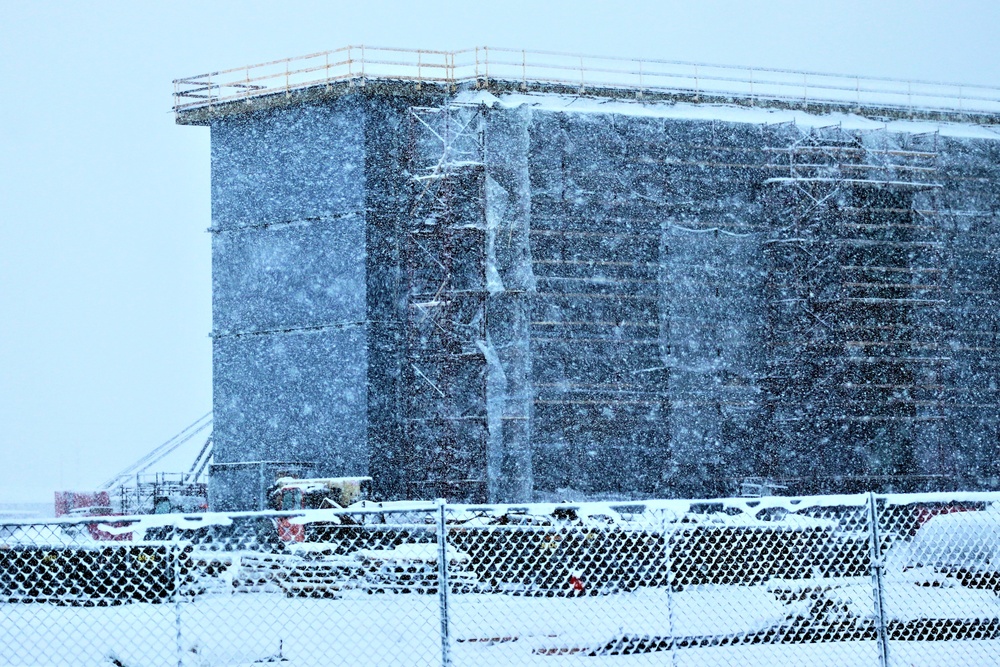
(2, 0), (999, 505)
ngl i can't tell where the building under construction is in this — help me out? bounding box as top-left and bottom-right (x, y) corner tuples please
(174, 48), (1000, 510)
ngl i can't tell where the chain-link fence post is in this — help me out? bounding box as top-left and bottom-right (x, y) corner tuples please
(173, 529), (184, 667)
(663, 511), (678, 667)
(867, 492), (889, 667)
(435, 498), (452, 667)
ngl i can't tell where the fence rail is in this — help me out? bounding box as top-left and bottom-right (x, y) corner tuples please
(173, 45), (1000, 119)
(2, 491), (999, 665)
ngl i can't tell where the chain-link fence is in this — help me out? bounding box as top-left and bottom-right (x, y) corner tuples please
(2, 492), (998, 666)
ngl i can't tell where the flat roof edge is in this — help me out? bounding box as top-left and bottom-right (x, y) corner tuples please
(175, 78), (1000, 127)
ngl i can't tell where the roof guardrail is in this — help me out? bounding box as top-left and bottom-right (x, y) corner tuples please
(173, 45), (1000, 118)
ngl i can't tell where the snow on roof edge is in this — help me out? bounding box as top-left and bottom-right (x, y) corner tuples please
(456, 90), (1000, 140)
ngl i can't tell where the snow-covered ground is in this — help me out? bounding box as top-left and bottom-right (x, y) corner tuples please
(3, 583), (998, 666)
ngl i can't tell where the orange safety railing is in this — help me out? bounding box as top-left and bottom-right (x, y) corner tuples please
(173, 46), (1000, 118)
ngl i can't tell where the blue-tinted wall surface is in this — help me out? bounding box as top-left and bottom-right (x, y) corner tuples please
(209, 99), (369, 509)
(202, 87), (1000, 508)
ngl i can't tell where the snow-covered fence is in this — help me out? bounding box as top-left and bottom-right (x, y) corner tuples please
(2, 492), (999, 666)
(172, 45), (1000, 120)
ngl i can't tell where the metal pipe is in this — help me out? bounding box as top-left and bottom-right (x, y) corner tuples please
(867, 492), (889, 667)
(435, 499), (452, 667)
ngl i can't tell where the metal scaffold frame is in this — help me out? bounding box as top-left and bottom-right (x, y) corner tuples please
(760, 123), (953, 490)
(402, 101), (489, 502)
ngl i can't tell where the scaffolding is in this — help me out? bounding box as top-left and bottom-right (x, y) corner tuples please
(402, 101), (489, 502)
(509, 114), (1000, 495)
(114, 472), (208, 515)
(391, 108), (1000, 496)
(759, 124), (963, 488)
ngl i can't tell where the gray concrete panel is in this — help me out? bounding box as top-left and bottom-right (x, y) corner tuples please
(212, 327), (368, 477)
(210, 99), (364, 228)
(212, 214), (366, 335)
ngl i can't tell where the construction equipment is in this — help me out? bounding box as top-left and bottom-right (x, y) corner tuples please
(268, 476), (373, 512)
(55, 413), (213, 520)
(267, 476), (373, 542)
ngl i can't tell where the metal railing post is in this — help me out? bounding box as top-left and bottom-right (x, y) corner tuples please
(868, 492), (889, 667)
(436, 499), (452, 667)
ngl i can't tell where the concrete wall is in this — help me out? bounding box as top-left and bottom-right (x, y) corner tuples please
(209, 99), (369, 509)
(205, 88), (1000, 508)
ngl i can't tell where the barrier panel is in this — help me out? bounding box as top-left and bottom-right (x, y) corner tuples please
(1, 493), (998, 665)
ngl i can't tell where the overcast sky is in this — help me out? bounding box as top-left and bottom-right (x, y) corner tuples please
(2, 0), (999, 505)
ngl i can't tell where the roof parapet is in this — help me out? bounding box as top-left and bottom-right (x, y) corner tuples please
(174, 46), (1000, 124)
